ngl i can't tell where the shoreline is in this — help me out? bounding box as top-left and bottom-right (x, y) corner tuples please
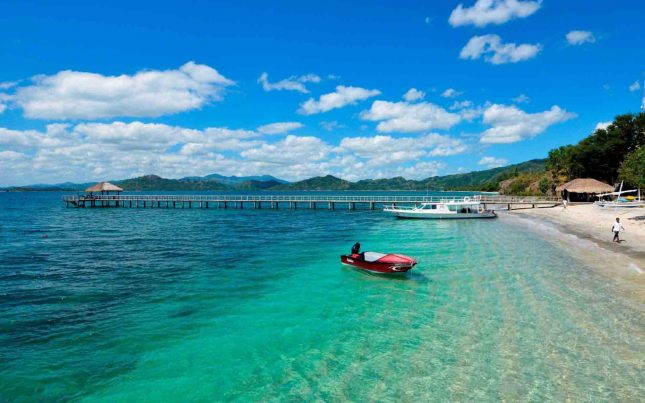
(501, 204), (645, 300)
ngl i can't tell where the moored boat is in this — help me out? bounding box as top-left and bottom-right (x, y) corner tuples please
(340, 252), (417, 274)
(594, 199), (645, 208)
(384, 196), (496, 219)
(594, 185), (645, 208)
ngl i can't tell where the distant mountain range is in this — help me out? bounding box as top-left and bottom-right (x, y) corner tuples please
(179, 173), (287, 185)
(1, 159), (545, 192)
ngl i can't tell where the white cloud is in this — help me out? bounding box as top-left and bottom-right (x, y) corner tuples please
(450, 100), (485, 121)
(449, 100), (473, 110)
(12, 62), (234, 120)
(0, 122), (466, 185)
(403, 88), (425, 102)
(479, 156), (508, 168)
(512, 94), (530, 103)
(594, 121), (611, 131)
(480, 104), (576, 143)
(298, 85), (380, 115)
(449, 0), (541, 27)
(241, 135), (332, 164)
(340, 133), (466, 165)
(629, 81), (641, 92)
(0, 127), (43, 150)
(460, 34), (541, 64)
(320, 121), (344, 131)
(0, 121), (273, 185)
(0, 81), (18, 90)
(73, 121), (190, 150)
(424, 17), (432, 25)
(566, 30), (596, 45)
(395, 161), (445, 179)
(257, 72), (321, 93)
(360, 100), (461, 133)
(0, 93), (13, 114)
(256, 122), (303, 135)
(441, 88), (462, 98)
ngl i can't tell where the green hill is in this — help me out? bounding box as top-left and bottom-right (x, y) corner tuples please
(272, 160), (546, 191)
(272, 175), (352, 190)
(3, 159), (546, 192)
(116, 175), (231, 191)
(420, 159), (546, 190)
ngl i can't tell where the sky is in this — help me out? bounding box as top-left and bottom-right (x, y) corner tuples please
(0, 0), (644, 186)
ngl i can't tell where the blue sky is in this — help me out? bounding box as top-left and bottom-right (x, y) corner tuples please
(0, 0), (643, 185)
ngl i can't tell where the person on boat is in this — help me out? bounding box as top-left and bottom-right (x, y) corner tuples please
(611, 218), (624, 242)
(351, 242), (361, 255)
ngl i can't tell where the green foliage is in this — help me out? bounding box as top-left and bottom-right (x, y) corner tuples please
(619, 147), (645, 190)
(116, 175), (231, 191)
(546, 145), (577, 177)
(273, 175), (353, 190)
(538, 177), (550, 194)
(548, 113), (645, 183)
(5, 159), (547, 193)
(272, 160), (546, 191)
(420, 159), (545, 190)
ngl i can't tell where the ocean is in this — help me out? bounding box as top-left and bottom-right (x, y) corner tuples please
(0, 191), (643, 401)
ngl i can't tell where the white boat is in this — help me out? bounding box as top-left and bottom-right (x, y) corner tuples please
(384, 196), (497, 219)
(595, 199), (645, 208)
(594, 185), (645, 208)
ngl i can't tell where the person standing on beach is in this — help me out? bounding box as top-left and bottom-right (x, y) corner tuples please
(611, 218), (624, 242)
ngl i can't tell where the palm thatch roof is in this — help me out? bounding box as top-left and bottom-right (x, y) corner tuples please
(85, 182), (123, 192)
(555, 178), (614, 193)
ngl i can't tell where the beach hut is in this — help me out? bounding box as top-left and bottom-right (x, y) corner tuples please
(555, 178), (614, 202)
(85, 181), (123, 195)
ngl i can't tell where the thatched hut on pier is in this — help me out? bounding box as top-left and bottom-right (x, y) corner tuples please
(85, 182), (123, 195)
(555, 178), (614, 202)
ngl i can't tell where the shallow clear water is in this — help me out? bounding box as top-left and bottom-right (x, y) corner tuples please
(0, 192), (643, 401)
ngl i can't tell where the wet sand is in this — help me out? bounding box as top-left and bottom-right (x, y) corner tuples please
(510, 204), (645, 259)
(504, 203), (645, 301)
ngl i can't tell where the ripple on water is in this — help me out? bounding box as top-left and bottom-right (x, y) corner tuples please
(0, 192), (643, 401)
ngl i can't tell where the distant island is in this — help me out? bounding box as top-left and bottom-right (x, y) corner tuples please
(1, 159), (545, 193)
(4, 111), (644, 195)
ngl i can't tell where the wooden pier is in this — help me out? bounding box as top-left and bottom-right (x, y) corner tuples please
(62, 194), (562, 211)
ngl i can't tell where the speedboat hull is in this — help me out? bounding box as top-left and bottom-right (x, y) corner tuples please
(340, 252), (417, 274)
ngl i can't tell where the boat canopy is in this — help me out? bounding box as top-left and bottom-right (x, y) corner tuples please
(363, 252), (387, 262)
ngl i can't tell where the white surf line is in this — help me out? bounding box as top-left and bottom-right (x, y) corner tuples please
(499, 212), (643, 276)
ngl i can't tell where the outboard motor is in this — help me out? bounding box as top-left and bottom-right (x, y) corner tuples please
(351, 242), (361, 255)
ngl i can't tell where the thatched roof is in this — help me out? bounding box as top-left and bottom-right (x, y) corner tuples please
(85, 182), (123, 192)
(555, 178), (613, 193)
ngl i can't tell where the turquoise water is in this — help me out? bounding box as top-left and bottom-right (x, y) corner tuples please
(0, 192), (643, 401)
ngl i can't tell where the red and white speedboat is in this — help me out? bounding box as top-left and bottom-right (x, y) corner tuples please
(340, 252), (417, 274)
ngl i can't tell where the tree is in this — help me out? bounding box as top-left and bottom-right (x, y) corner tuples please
(546, 145), (576, 178)
(619, 147), (645, 191)
(556, 113), (645, 183)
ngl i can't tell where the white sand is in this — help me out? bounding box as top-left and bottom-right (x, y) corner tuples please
(506, 203), (645, 301)
(510, 204), (645, 256)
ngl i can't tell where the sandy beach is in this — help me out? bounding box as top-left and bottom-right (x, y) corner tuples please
(510, 204), (645, 256)
(506, 203), (645, 300)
